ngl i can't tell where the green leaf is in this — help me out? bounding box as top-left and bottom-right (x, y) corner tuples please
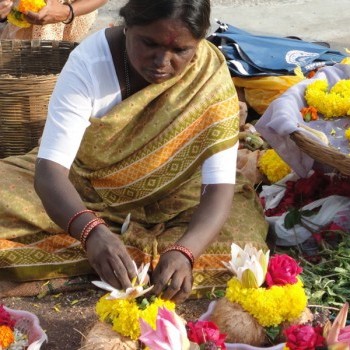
(284, 208), (302, 229)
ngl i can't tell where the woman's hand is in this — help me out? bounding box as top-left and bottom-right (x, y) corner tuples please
(151, 250), (193, 304)
(0, 0), (12, 19)
(24, 0), (70, 25)
(85, 226), (137, 290)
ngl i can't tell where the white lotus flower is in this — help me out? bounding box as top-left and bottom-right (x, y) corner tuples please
(92, 261), (153, 299)
(222, 243), (270, 288)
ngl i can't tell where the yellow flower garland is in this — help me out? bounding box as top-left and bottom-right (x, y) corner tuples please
(258, 149), (291, 183)
(225, 278), (307, 327)
(96, 294), (175, 340)
(0, 325), (15, 348)
(305, 79), (350, 118)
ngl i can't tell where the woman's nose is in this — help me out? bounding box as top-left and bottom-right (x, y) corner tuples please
(153, 50), (170, 68)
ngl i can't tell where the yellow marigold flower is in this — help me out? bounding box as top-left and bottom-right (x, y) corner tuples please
(0, 325), (15, 348)
(305, 79), (350, 118)
(7, 8), (31, 28)
(7, 0), (45, 28)
(258, 149), (291, 183)
(18, 0), (46, 13)
(96, 294), (175, 340)
(345, 128), (350, 141)
(225, 278), (307, 327)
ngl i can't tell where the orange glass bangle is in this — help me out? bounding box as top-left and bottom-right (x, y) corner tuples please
(66, 209), (95, 235)
(161, 244), (194, 268)
(80, 218), (106, 251)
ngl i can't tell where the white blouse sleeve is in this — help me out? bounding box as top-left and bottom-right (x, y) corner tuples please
(201, 142), (238, 184)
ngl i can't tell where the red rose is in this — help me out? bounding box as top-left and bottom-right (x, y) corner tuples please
(187, 320), (227, 349)
(284, 324), (325, 350)
(0, 305), (15, 330)
(265, 254), (302, 287)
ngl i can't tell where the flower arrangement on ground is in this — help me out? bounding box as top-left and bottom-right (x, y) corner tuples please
(7, 0), (46, 28)
(0, 305), (28, 350)
(208, 243), (308, 346)
(93, 261), (175, 341)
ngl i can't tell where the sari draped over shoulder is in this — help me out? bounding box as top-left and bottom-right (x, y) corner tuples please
(72, 40), (239, 210)
(0, 40), (268, 297)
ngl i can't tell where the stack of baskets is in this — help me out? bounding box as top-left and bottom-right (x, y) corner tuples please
(0, 40), (77, 158)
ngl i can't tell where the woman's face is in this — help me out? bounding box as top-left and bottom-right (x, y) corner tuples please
(125, 18), (201, 84)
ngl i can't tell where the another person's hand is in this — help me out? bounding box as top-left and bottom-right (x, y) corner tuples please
(24, 0), (70, 25)
(0, 0), (12, 19)
(85, 225), (137, 290)
(151, 250), (193, 304)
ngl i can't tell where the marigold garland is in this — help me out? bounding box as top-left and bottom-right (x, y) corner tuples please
(345, 127), (350, 141)
(225, 278), (307, 327)
(258, 149), (291, 183)
(305, 79), (350, 118)
(95, 295), (175, 340)
(0, 325), (15, 348)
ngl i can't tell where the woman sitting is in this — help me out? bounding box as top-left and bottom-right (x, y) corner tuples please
(0, 0), (268, 303)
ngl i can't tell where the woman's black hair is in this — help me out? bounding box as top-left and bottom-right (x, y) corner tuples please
(119, 0), (211, 39)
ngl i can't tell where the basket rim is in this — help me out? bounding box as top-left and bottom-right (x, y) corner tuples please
(290, 130), (350, 175)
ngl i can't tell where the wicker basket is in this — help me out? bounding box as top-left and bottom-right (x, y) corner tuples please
(290, 131), (350, 176)
(0, 39), (77, 158)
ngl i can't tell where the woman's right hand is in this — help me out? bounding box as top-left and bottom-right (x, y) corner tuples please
(0, 0), (13, 19)
(85, 225), (137, 290)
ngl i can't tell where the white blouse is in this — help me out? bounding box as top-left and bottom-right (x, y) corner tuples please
(38, 29), (238, 184)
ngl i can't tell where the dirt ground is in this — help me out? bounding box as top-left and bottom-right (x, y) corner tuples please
(2, 288), (212, 349)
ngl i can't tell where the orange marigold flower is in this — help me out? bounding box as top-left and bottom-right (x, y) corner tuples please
(0, 325), (15, 348)
(301, 106), (319, 122)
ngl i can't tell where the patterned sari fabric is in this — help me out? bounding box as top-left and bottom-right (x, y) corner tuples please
(0, 40), (268, 297)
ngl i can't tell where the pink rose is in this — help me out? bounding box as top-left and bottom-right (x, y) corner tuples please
(187, 320), (227, 349)
(284, 324), (325, 350)
(265, 254), (303, 287)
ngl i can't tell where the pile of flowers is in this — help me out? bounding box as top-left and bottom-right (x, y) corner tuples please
(304, 79), (350, 119)
(7, 0), (45, 28)
(0, 305), (28, 350)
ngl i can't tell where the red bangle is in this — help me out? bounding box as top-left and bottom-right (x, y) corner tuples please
(161, 244), (195, 268)
(66, 209), (95, 235)
(80, 218), (106, 251)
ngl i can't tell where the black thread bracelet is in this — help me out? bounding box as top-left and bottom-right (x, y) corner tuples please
(0, 17), (7, 23)
(62, 3), (74, 25)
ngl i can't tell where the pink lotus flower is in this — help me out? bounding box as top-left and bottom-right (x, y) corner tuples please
(325, 302), (350, 349)
(265, 254), (302, 287)
(139, 307), (190, 350)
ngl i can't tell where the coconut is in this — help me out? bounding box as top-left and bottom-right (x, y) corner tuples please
(82, 321), (138, 350)
(209, 298), (266, 346)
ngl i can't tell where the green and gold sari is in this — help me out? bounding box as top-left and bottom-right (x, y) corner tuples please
(0, 40), (268, 297)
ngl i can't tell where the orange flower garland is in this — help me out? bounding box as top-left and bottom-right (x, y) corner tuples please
(0, 325), (15, 348)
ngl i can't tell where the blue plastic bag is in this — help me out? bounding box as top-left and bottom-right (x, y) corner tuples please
(208, 22), (346, 77)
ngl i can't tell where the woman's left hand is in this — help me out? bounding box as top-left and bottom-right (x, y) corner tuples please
(151, 250), (193, 304)
(24, 0), (70, 25)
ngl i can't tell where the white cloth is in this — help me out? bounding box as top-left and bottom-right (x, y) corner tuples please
(255, 64), (350, 177)
(38, 29), (237, 184)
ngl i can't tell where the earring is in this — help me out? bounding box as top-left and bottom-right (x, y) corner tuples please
(123, 27), (127, 35)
